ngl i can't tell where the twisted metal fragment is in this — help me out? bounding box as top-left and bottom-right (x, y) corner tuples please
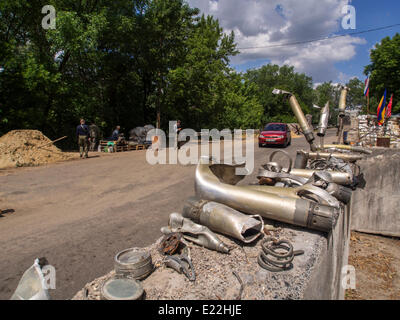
(161, 213), (230, 253)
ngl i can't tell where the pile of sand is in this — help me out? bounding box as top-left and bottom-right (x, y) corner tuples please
(0, 130), (74, 169)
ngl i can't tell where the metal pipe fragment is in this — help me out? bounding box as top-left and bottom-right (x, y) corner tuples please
(338, 87), (349, 117)
(317, 101), (330, 138)
(288, 95), (317, 151)
(183, 198), (264, 243)
(288, 168), (352, 186)
(306, 171), (352, 205)
(273, 89), (317, 151)
(326, 183), (352, 205)
(194, 159), (338, 232)
(301, 151), (364, 162)
(255, 170), (346, 206)
(243, 184), (340, 208)
(294, 150), (308, 169)
(337, 86), (349, 144)
(161, 213), (230, 253)
(321, 144), (372, 155)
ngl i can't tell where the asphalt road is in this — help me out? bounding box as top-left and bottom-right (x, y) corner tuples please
(0, 129), (337, 299)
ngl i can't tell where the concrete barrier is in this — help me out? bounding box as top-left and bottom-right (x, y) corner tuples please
(350, 149), (400, 237)
(304, 205), (350, 299)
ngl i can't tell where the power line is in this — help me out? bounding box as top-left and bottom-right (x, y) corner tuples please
(237, 23), (400, 50)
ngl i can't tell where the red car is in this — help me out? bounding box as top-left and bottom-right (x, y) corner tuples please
(259, 123), (292, 148)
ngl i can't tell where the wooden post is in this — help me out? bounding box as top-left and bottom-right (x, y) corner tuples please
(156, 73), (162, 129)
(37, 136), (67, 149)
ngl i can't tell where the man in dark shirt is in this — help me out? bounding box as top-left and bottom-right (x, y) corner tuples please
(112, 126), (121, 141)
(76, 119), (90, 158)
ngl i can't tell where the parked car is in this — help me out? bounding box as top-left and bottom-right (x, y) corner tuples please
(258, 123), (291, 148)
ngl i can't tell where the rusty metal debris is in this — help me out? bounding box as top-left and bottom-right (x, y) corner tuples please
(159, 233), (182, 256)
(158, 227), (197, 281)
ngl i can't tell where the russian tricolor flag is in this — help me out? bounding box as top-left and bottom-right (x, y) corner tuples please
(364, 77), (369, 97)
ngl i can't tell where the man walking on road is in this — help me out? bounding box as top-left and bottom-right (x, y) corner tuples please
(173, 120), (182, 149)
(76, 119), (90, 158)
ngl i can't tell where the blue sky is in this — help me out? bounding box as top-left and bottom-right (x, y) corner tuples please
(188, 0), (400, 85)
(333, 0), (400, 83)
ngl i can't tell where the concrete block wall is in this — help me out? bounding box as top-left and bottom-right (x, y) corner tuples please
(351, 149), (400, 237)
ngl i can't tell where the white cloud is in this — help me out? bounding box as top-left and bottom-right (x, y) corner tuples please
(187, 0), (366, 83)
(337, 71), (358, 84)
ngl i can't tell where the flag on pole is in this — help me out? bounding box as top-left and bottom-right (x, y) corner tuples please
(364, 77), (369, 96)
(377, 89), (387, 125)
(386, 94), (393, 119)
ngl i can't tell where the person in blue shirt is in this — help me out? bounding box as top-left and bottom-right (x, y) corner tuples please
(76, 119), (90, 158)
(111, 126), (121, 141)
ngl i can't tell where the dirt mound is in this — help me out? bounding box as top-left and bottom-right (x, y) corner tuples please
(0, 130), (74, 169)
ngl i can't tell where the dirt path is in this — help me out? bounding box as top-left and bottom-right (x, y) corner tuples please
(0, 131), (337, 299)
(346, 231), (400, 300)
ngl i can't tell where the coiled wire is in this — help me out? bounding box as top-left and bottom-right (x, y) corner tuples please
(258, 237), (304, 272)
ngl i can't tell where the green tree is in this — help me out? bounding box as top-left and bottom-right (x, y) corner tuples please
(313, 82), (340, 125)
(245, 64), (314, 125)
(219, 73), (263, 129)
(364, 33), (400, 115)
(0, 0), (263, 146)
(164, 14), (257, 130)
(345, 78), (365, 110)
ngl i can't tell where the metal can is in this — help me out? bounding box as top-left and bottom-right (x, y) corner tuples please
(101, 277), (144, 300)
(114, 248), (154, 280)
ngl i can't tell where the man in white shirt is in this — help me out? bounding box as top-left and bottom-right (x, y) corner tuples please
(173, 120), (182, 149)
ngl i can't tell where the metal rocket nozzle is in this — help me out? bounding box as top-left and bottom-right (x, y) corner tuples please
(272, 88), (317, 151)
(317, 101), (330, 137)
